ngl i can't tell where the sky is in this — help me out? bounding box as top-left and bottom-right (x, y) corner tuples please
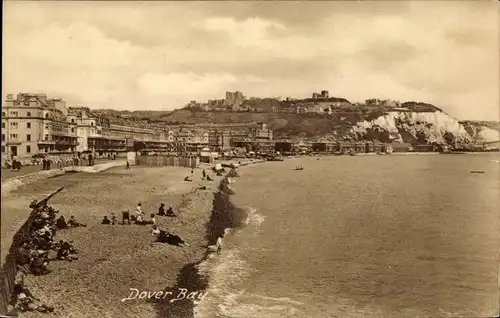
(2, 1), (499, 120)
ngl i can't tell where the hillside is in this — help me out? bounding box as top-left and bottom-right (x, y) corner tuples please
(92, 109), (173, 121)
(90, 103), (499, 147)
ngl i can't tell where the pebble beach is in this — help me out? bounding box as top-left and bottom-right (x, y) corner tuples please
(0, 161), (254, 317)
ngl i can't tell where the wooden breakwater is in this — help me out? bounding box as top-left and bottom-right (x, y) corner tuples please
(0, 187), (64, 315)
(136, 155), (200, 169)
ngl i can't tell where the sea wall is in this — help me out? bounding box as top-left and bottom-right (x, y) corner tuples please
(1, 161), (128, 195)
(62, 160), (126, 173)
(1, 169), (66, 195)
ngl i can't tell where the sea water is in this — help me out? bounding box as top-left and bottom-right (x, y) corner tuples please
(196, 154), (499, 318)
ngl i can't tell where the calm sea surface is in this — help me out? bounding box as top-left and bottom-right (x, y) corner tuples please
(196, 154), (499, 318)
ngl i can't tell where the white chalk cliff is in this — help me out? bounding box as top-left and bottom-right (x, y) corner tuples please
(351, 111), (500, 145)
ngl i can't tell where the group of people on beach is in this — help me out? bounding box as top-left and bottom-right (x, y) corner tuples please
(98, 202), (187, 246)
(11, 201), (84, 314)
(185, 168), (215, 182)
(100, 202), (176, 226)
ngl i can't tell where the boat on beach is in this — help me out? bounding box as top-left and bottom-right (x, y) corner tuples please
(295, 166), (304, 170)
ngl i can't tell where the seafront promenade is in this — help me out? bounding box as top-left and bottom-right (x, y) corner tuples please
(0, 158), (116, 181)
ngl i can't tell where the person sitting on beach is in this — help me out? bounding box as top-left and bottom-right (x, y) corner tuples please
(156, 230), (188, 246)
(166, 207), (176, 217)
(206, 175), (214, 181)
(17, 242), (33, 269)
(13, 284), (55, 314)
(30, 256), (50, 275)
(56, 242), (78, 262)
(67, 216), (86, 228)
(134, 203), (144, 223)
(158, 203), (166, 216)
(34, 235), (51, 251)
(55, 216), (67, 230)
(184, 176), (192, 182)
(151, 225), (161, 236)
(29, 199), (38, 209)
(101, 216), (111, 225)
(111, 212), (117, 225)
(135, 213), (144, 225)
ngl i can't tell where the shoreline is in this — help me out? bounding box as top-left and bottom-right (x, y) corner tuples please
(151, 160), (264, 318)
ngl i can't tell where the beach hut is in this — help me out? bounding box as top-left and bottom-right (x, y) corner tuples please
(200, 147), (215, 164)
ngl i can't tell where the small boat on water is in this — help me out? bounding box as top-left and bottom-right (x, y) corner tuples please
(295, 166), (304, 171)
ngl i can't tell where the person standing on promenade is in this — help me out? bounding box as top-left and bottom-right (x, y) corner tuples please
(126, 160), (130, 170)
(202, 169), (206, 180)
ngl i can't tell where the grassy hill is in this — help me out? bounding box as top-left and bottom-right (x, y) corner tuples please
(157, 109), (389, 138)
(90, 101), (445, 140)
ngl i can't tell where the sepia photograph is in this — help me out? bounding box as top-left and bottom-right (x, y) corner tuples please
(1, 1), (499, 317)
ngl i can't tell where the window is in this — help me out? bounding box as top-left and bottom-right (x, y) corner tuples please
(1, 112), (5, 117)
(26, 145), (31, 153)
(71, 118), (75, 123)
(27, 122), (31, 129)
(10, 134), (18, 139)
(1, 146), (4, 153)
(44, 134), (49, 141)
(91, 122), (94, 126)
(10, 122), (18, 128)
(45, 113), (49, 118)
(10, 111), (18, 117)
(1, 134), (4, 141)
(1, 122), (5, 128)
(26, 134), (31, 142)
(27, 112), (31, 117)
(71, 128), (75, 133)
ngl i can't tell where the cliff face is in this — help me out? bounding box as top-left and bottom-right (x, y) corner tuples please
(351, 111), (500, 145)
